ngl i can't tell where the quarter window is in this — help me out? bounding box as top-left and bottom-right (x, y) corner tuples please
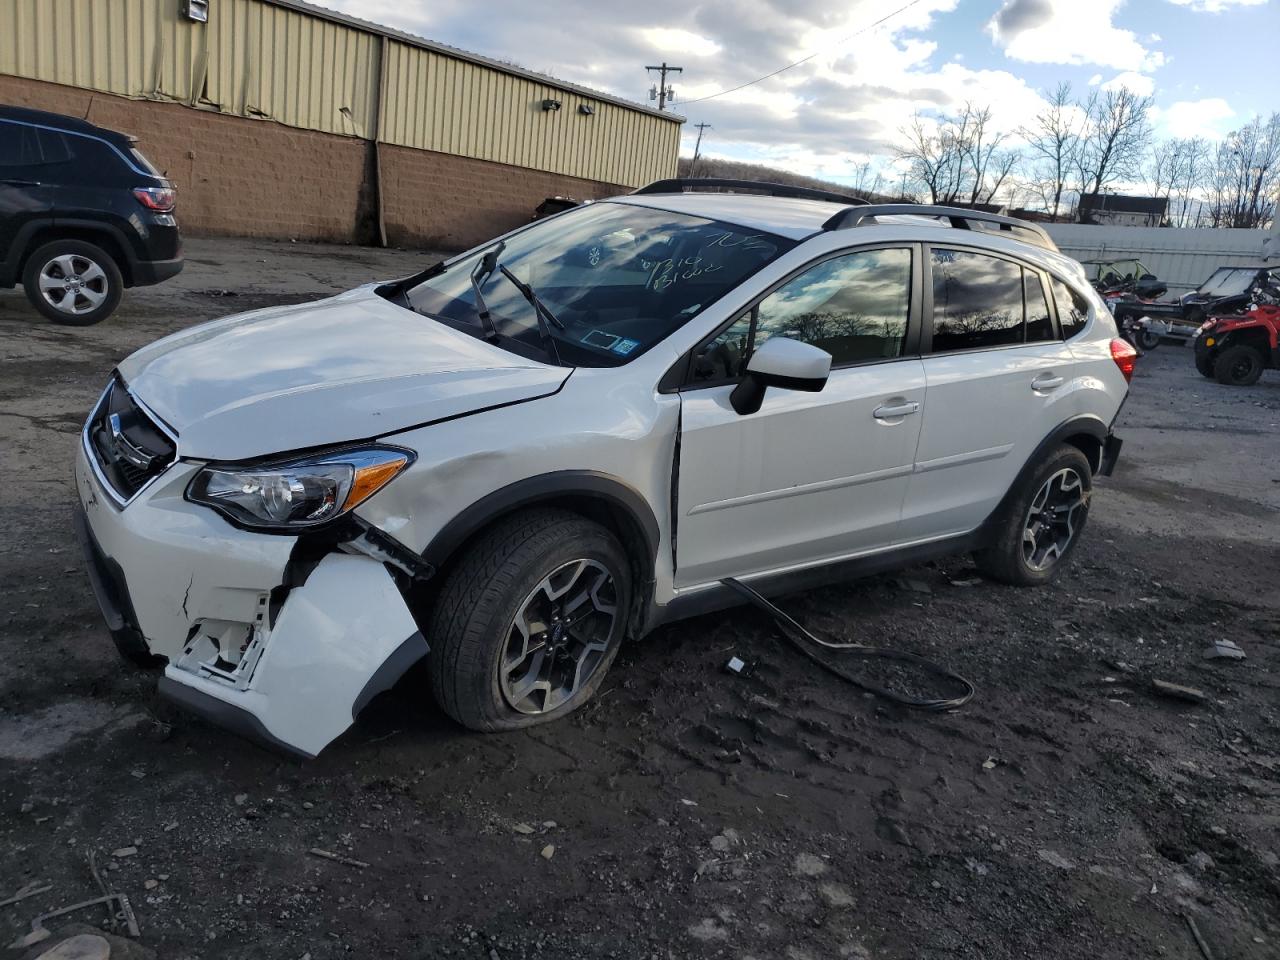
(1050, 277), (1090, 339)
(692, 247), (912, 382)
(930, 249), (1061, 351)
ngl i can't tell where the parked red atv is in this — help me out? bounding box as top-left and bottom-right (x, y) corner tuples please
(1193, 304), (1280, 386)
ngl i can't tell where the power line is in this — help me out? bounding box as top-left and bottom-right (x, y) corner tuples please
(675, 0), (926, 106)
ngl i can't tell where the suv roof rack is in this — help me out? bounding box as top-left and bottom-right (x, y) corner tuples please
(632, 177), (871, 207)
(823, 203), (1058, 252)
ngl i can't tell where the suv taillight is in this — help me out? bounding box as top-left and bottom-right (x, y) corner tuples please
(133, 186), (176, 213)
(1110, 338), (1137, 383)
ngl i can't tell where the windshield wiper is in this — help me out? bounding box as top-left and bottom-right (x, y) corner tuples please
(492, 263), (567, 367)
(469, 242), (504, 343)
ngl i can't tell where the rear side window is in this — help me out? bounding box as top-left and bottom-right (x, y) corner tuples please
(1050, 277), (1090, 339)
(0, 123), (40, 166)
(36, 130), (75, 164)
(930, 249), (1062, 351)
(930, 249), (1024, 351)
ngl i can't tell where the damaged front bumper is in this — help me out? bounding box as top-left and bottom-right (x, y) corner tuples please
(74, 441), (426, 758)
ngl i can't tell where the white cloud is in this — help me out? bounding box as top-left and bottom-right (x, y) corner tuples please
(1158, 98), (1236, 139)
(988, 0), (1165, 71)
(1166, 0), (1266, 12)
(1102, 71), (1155, 97)
(636, 28), (721, 58)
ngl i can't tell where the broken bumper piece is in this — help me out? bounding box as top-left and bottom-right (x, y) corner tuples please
(76, 440), (427, 758)
(161, 554), (427, 758)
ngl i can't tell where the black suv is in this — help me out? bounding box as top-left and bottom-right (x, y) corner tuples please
(1, 105), (183, 325)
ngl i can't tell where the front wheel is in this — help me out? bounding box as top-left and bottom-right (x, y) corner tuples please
(428, 509), (632, 731)
(1213, 345), (1264, 386)
(1194, 353), (1215, 378)
(974, 445), (1092, 586)
(21, 240), (123, 325)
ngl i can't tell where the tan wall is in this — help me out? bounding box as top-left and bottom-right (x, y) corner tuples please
(0, 74), (628, 248)
(0, 0), (680, 187)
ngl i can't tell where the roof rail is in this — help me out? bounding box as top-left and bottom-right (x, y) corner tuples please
(632, 177), (871, 207)
(823, 203), (1058, 252)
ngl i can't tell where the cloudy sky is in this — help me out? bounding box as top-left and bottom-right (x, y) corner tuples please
(323, 0), (1276, 186)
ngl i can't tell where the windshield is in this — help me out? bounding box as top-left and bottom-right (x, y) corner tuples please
(1198, 268), (1258, 297)
(406, 201), (794, 366)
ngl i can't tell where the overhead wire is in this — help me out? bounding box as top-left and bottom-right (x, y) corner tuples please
(674, 0), (927, 106)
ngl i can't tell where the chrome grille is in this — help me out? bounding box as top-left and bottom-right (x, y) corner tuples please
(85, 378), (177, 503)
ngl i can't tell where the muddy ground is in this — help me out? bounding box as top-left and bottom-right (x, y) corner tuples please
(1, 237), (1278, 959)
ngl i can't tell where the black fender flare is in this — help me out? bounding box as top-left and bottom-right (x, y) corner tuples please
(420, 470), (662, 574)
(976, 415), (1110, 541)
(3, 217), (140, 286)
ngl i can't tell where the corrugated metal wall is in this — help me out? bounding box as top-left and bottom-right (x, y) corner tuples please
(1046, 225), (1274, 292)
(0, 0), (679, 186)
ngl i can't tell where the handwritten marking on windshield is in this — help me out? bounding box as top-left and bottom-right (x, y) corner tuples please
(648, 257), (723, 291)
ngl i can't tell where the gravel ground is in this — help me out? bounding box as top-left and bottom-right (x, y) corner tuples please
(1, 238), (1278, 959)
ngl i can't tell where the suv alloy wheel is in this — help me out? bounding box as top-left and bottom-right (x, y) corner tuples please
(23, 239), (123, 326)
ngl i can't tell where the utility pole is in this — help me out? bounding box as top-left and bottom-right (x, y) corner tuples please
(645, 62), (683, 111)
(690, 122), (711, 175)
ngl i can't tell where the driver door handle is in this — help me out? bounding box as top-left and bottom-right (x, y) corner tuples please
(873, 400), (920, 420)
(1031, 373), (1064, 392)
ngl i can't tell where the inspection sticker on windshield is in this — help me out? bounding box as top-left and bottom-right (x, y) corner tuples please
(610, 338), (640, 356)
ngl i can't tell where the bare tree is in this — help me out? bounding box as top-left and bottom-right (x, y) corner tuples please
(1206, 113), (1280, 228)
(897, 103), (1019, 206)
(1147, 137), (1212, 227)
(896, 114), (967, 204)
(1074, 88), (1154, 219)
(1019, 82), (1083, 220)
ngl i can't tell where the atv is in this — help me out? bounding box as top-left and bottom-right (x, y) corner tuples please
(1193, 275), (1280, 386)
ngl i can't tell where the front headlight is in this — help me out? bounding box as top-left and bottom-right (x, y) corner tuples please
(187, 446), (414, 530)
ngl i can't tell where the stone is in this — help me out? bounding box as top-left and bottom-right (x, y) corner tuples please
(111, 846), (138, 858)
(819, 883), (855, 907)
(512, 823), (535, 835)
(793, 852), (827, 877)
(540, 844), (555, 860)
(33, 934), (110, 960)
(1150, 680), (1208, 704)
(1037, 849), (1075, 870)
(1187, 851), (1215, 873)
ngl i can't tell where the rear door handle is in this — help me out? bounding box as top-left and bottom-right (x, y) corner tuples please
(1031, 374), (1064, 392)
(873, 400), (920, 420)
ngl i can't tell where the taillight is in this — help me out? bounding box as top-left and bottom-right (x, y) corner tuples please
(1110, 338), (1137, 383)
(133, 186), (176, 213)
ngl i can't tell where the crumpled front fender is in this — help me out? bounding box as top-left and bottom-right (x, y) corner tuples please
(159, 553), (427, 758)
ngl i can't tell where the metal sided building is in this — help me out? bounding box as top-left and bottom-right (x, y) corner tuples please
(0, 0), (683, 247)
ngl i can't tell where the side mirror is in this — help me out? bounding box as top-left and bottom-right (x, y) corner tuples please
(729, 337), (832, 415)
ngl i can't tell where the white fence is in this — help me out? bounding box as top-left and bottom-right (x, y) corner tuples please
(1044, 225), (1273, 292)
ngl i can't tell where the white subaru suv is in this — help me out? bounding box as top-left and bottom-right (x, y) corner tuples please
(75, 179), (1133, 757)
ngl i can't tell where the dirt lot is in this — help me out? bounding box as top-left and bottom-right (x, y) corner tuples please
(1, 237), (1278, 959)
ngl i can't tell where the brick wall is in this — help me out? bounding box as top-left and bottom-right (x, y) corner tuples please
(0, 75), (628, 249)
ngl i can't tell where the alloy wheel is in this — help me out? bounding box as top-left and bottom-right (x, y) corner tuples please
(500, 558), (619, 715)
(1021, 468), (1086, 572)
(38, 253), (109, 316)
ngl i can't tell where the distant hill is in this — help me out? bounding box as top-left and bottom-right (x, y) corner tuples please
(676, 156), (899, 202)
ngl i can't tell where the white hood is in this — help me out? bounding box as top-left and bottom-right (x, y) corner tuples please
(117, 285), (570, 461)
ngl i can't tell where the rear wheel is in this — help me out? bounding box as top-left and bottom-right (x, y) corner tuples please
(427, 509), (632, 731)
(1135, 329), (1161, 351)
(1213, 345), (1264, 386)
(22, 240), (123, 326)
(974, 445), (1092, 586)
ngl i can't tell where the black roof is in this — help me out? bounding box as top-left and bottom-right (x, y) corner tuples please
(1078, 193), (1168, 216)
(0, 104), (134, 146)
